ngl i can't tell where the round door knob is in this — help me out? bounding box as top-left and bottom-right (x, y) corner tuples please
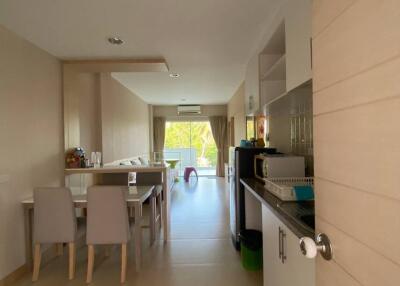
(299, 233), (333, 261)
(299, 237), (318, 258)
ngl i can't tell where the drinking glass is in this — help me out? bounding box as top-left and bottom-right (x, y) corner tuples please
(90, 152), (97, 167)
(95, 152), (102, 167)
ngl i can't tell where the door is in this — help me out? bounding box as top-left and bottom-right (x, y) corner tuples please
(313, 1), (400, 285)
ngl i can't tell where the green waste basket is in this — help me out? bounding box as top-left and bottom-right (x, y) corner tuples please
(239, 229), (263, 271)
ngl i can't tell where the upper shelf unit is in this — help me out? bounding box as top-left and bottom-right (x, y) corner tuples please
(244, 0), (312, 116)
(260, 54), (286, 81)
(259, 22), (287, 107)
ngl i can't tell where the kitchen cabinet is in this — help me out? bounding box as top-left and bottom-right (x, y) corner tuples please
(245, 53), (260, 115)
(248, 0), (311, 113)
(262, 204), (315, 286)
(284, 0), (312, 92)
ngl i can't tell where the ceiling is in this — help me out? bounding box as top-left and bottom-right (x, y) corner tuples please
(0, 0), (280, 105)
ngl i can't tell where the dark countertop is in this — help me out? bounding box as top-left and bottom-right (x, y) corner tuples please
(241, 178), (315, 238)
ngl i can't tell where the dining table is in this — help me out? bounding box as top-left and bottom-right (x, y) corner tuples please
(64, 164), (172, 242)
(22, 185), (155, 271)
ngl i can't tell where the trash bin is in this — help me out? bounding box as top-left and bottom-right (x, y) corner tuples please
(239, 229), (263, 271)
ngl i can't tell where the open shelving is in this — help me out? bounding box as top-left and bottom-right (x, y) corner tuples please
(260, 54), (286, 81)
(259, 21), (287, 108)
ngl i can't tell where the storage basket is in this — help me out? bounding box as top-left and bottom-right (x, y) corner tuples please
(263, 177), (314, 201)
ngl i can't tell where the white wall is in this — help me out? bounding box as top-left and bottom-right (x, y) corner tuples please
(0, 25), (63, 279)
(227, 82), (246, 146)
(100, 73), (150, 163)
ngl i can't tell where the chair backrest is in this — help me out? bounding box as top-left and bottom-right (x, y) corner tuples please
(135, 172), (162, 185)
(33, 187), (76, 243)
(86, 186), (130, 244)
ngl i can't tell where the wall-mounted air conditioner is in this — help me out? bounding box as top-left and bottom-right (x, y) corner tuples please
(177, 105), (201, 115)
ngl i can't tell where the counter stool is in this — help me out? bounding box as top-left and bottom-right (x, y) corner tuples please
(135, 173), (163, 242)
(150, 185), (163, 243)
(184, 166), (198, 182)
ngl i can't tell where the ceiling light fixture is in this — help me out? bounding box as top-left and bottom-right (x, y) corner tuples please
(169, 73), (180, 78)
(108, 37), (124, 45)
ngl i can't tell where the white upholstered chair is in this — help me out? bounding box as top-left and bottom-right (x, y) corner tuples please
(32, 187), (77, 281)
(86, 186), (130, 284)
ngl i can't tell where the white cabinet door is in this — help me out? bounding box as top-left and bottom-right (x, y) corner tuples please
(281, 223), (316, 286)
(262, 205), (285, 286)
(285, 0), (312, 92)
(245, 53), (260, 115)
(262, 204), (315, 286)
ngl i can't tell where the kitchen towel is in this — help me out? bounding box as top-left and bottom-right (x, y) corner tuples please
(294, 185), (314, 201)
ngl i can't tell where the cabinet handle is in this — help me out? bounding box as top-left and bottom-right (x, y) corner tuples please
(278, 227), (282, 259)
(310, 37), (313, 70)
(281, 230), (287, 264)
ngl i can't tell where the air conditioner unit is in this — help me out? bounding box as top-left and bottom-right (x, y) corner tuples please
(177, 105), (201, 115)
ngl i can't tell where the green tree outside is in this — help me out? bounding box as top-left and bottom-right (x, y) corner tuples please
(164, 121), (217, 167)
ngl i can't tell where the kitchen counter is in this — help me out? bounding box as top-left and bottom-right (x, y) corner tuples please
(240, 178), (314, 238)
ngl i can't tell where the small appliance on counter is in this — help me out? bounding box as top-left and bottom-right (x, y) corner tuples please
(254, 154), (305, 179)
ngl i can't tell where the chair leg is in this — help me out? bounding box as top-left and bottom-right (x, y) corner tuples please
(157, 193), (162, 229)
(150, 193), (156, 245)
(134, 203), (142, 272)
(121, 244), (127, 283)
(86, 245), (95, 284)
(32, 243), (41, 281)
(68, 242), (76, 280)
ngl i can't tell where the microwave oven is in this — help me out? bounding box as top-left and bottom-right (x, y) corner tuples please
(254, 154), (305, 179)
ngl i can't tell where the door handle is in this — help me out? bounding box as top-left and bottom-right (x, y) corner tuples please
(281, 230), (286, 264)
(278, 227), (282, 259)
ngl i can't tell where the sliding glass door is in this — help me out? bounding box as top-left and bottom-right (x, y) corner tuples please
(164, 120), (217, 176)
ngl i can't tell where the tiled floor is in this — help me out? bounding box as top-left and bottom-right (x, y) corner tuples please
(13, 177), (262, 285)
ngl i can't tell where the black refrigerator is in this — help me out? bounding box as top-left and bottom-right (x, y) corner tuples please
(228, 146), (277, 250)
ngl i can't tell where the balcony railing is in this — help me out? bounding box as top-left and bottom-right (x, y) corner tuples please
(153, 148), (216, 176)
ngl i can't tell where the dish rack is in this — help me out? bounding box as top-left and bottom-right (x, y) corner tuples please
(263, 177), (314, 201)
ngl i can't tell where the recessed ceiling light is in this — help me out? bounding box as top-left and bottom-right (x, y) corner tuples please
(169, 73), (180, 78)
(181, 98), (186, 102)
(108, 37), (124, 45)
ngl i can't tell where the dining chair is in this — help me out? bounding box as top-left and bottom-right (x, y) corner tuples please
(86, 186), (130, 284)
(32, 187), (77, 281)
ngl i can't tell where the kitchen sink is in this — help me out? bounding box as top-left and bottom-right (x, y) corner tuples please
(299, 214), (315, 230)
(276, 201), (315, 231)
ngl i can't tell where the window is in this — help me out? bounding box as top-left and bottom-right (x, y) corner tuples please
(164, 121), (217, 176)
